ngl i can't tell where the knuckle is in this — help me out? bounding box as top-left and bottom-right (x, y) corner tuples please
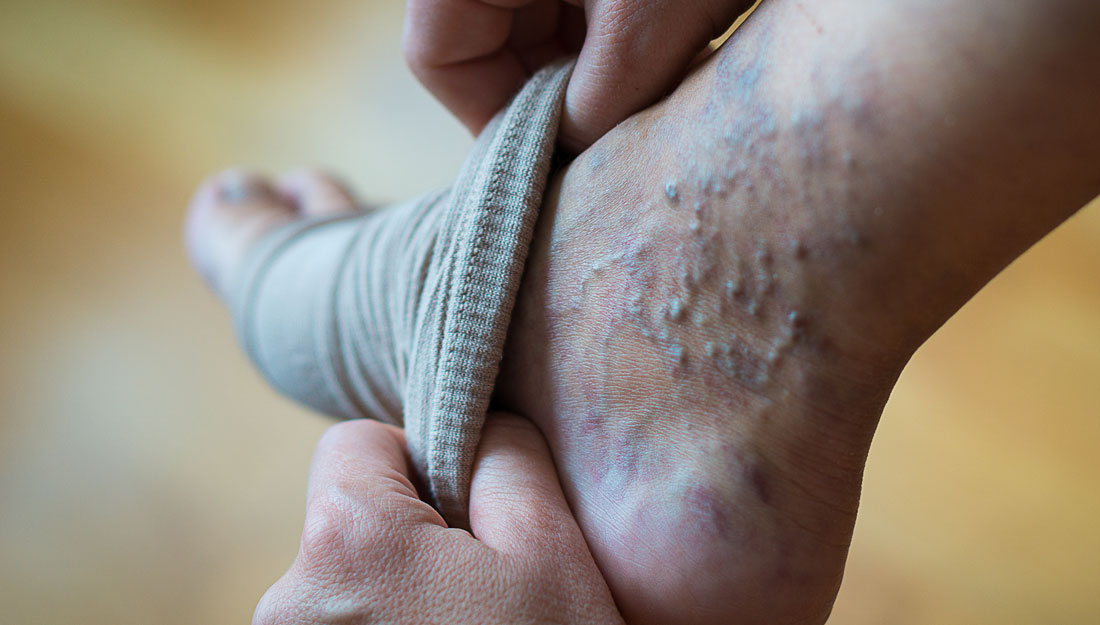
(251, 601), (276, 625)
(252, 584), (288, 625)
(591, 0), (652, 48)
(400, 18), (433, 71)
(298, 482), (414, 580)
(299, 497), (353, 571)
(401, 34), (424, 70)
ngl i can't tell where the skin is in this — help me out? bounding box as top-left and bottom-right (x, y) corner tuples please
(495, 1), (1100, 622)
(186, 0), (1100, 623)
(252, 415), (623, 625)
(402, 0), (758, 151)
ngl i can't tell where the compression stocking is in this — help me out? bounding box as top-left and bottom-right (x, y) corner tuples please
(230, 61), (573, 526)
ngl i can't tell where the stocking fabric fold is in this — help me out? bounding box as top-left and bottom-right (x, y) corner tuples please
(230, 60), (574, 527)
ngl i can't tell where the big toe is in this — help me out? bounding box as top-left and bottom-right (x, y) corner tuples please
(186, 168), (362, 302)
(185, 169), (298, 300)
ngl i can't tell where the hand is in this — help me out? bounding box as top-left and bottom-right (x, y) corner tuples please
(253, 414), (623, 625)
(403, 0), (759, 152)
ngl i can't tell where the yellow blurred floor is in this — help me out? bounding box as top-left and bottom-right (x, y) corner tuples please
(1, 1), (1097, 623)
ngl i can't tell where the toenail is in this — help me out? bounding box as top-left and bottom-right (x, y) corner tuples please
(217, 175), (267, 204)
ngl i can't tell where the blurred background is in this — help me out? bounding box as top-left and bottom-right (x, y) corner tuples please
(1, 1), (1097, 623)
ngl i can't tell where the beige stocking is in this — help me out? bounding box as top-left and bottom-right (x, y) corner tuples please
(230, 60), (573, 527)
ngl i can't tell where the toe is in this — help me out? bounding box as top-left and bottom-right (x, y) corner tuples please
(276, 169), (359, 217)
(185, 169), (298, 300)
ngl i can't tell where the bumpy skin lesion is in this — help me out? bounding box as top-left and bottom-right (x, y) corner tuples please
(498, 164), (875, 624)
(495, 1), (1100, 623)
(496, 81), (886, 625)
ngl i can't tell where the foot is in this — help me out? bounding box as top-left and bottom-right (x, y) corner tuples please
(185, 169), (358, 302)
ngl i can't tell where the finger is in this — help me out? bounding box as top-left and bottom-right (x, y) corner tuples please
(561, 0), (759, 151)
(404, 0), (535, 134)
(303, 420), (444, 552)
(507, 0), (577, 72)
(264, 422), (447, 625)
(468, 413), (590, 558)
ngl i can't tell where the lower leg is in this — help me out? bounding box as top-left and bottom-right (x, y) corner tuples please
(496, 0), (1100, 622)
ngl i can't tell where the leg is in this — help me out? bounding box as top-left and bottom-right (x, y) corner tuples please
(497, 0), (1100, 623)
(187, 0), (1100, 622)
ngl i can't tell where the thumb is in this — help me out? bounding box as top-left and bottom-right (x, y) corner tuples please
(468, 413), (586, 556)
(561, 0), (758, 152)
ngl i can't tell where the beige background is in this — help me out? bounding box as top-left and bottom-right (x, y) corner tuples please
(1, 1), (1097, 623)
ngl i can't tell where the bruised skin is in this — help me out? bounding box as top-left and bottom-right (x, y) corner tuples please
(496, 20), (894, 625)
(496, 105), (884, 625)
(496, 1), (1100, 623)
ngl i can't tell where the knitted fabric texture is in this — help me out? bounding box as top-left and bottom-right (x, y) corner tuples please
(231, 60), (573, 527)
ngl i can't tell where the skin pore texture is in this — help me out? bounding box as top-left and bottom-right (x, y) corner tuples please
(494, 1), (1100, 623)
(186, 0), (1099, 623)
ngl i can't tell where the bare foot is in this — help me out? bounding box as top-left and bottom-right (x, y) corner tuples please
(185, 169), (357, 302)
